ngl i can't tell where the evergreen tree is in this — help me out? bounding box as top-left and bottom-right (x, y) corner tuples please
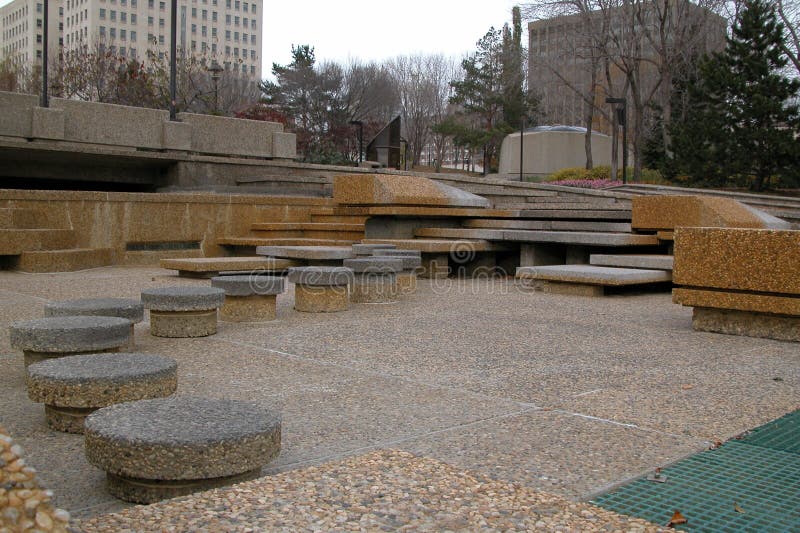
(670, 0), (800, 190)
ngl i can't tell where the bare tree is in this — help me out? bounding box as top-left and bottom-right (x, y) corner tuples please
(777, 0), (800, 75)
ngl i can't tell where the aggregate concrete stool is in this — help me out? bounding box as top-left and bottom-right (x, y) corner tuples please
(211, 275), (286, 322)
(352, 243), (397, 256)
(9, 316), (132, 367)
(343, 257), (404, 303)
(44, 298), (144, 350)
(84, 396), (281, 504)
(26, 353), (177, 434)
(287, 266), (353, 313)
(141, 286), (225, 338)
(373, 250), (422, 295)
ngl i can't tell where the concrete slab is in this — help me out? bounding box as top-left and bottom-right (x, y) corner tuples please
(590, 254), (674, 270)
(518, 209), (632, 220)
(160, 256), (299, 277)
(362, 239), (511, 253)
(255, 246), (355, 260)
(516, 265), (672, 285)
(464, 219), (633, 233)
(504, 230), (659, 246)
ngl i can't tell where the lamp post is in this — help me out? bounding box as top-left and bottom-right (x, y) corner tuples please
(41, 0), (49, 107)
(605, 97), (627, 184)
(519, 116), (525, 182)
(207, 59), (223, 114)
(349, 120), (363, 164)
(169, 0), (177, 120)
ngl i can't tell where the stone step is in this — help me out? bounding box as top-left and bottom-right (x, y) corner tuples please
(415, 227), (659, 247)
(500, 202), (631, 211)
(15, 248), (114, 273)
(218, 237), (358, 248)
(251, 223), (365, 232)
(590, 254), (674, 271)
(448, 184), (558, 197)
(362, 238), (512, 253)
(309, 214), (370, 224)
(516, 265), (672, 286)
(255, 246), (356, 260)
(518, 209), (632, 220)
(249, 222), (365, 241)
(0, 229), (77, 254)
(463, 219), (633, 233)
(160, 256), (302, 278)
(122, 248), (204, 266)
(0, 208), (44, 229)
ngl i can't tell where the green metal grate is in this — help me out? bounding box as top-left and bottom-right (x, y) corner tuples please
(738, 410), (800, 455)
(592, 411), (800, 533)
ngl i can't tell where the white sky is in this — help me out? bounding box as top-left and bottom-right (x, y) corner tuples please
(0, 0), (521, 78)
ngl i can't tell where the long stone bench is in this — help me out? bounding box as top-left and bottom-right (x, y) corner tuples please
(343, 257), (403, 303)
(84, 396), (281, 503)
(211, 275), (286, 322)
(26, 353), (177, 433)
(516, 265), (672, 297)
(43, 298), (144, 350)
(141, 286), (225, 338)
(9, 316), (132, 367)
(672, 227), (800, 341)
(160, 256), (300, 278)
(287, 266), (354, 313)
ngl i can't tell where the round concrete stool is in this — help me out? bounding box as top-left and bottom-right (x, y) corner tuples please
(352, 243), (397, 256)
(287, 266), (353, 313)
(373, 253), (422, 295)
(85, 396), (281, 503)
(141, 286), (225, 338)
(26, 353), (177, 434)
(44, 298), (144, 350)
(211, 275), (286, 322)
(9, 316), (132, 367)
(343, 257), (403, 303)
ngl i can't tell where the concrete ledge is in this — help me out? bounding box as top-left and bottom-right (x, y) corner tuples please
(334, 174), (490, 208)
(343, 257), (404, 273)
(691, 307), (799, 342)
(163, 121), (192, 151)
(32, 107), (65, 140)
(632, 195), (791, 231)
(178, 112), (282, 158)
(160, 257), (300, 278)
(516, 265), (672, 286)
(590, 254), (674, 271)
(256, 246), (355, 260)
(272, 132), (297, 159)
(352, 243), (397, 256)
(672, 288), (800, 316)
(0, 91), (37, 137)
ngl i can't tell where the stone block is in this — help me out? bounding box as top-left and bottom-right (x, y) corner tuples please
(690, 307), (799, 342)
(673, 228), (800, 295)
(31, 107), (65, 140)
(516, 265), (672, 286)
(350, 273), (399, 303)
(287, 266), (354, 286)
(632, 195), (791, 231)
(333, 174), (490, 208)
(352, 243), (397, 256)
(256, 246), (355, 260)
(590, 254), (674, 271)
(342, 257), (404, 273)
(211, 275), (285, 297)
(178, 112), (283, 157)
(672, 288), (800, 317)
(162, 120), (191, 151)
(0, 90), (37, 137)
(142, 286), (225, 338)
(272, 131), (297, 159)
(219, 295), (278, 322)
(294, 285), (349, 313)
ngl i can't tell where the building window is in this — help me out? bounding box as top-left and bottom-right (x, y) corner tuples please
(202, 9), (207, 19)
(225, 29), (230, 40)
(147, 32), (154, 42)
(191, 23), (196, 33)
(159, 1), (165, 10)
(130, 47), (136, 57)
(234, 16), (239, 25)
(250, 49), (254, 60)
(99, 25), (105, 35)
(242, 2), (247, 12)
(37, 18), (42, 27)
(250, 65), (254, 74)
(148, 0), (153, 7)
(131, 0), (137, 7)
(201, 41), (207, 51)
(201, 25), (206, 36)
(121, 0), (126, 5)
(36, 3), (42, 13)
(233, 31), (238, 40)
(225, 0), (230, 7)
(109, 27), (115, 38)
(120, 28), (126, 39)
(225, 45), (229, 55)
(211, 27), (216, 37)
(191, 7), (196, 17)
(191, 40), (196, 50)
(250, 34), (254, 44)
(120, 12), (126, 22)
(251, 19), (255, 29)
(212, 11), (217, 21)
(130, 30), (136, 41)
(243, 18), (247, 28)
(211, 43), (216, 53)
(242, 32), (246, 41)
(233, 47), (238, 56)
(234, 0), (239, 9)
(36, 49), (42, 59)
(251, 3), (255, 13)
(148, 16), (153, 25)
(131, 13), (136, 23)
(158, 34), (164, 44)
(225, 14), (230, 24)
(36, 34), (42, 43)
(159, 17), (164, 27)
(110, 10), (115, 21)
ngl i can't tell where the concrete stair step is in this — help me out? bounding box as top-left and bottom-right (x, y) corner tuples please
(309, 215), (370, 224)
(499, 202), (630, 210)
(250, 222), (365, 240)
(219, 237), (358, 248)
(251, 223), (365, 232)
(415, 227), (658, 247)
(362, 238), (512, 253)
(123, 248), (204, 266)
(516, 264), (672, 286)
(250, 230), (365, 240)
(0, 229), (77, 254)
(160, 256), (302, 278)
(15, 248), (114, 273)
(590, 254), (674, 271)
(254, 245), (355, 260)
(0, 208), (45, 229)
(463, 219), (633, 233)
(518, 209), (632, 220)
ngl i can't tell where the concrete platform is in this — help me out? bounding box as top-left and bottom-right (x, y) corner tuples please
(516, 265), (672, 286)
(255, 246), (355, 260)
(160, 256), (300, 278)
(590, 254), (674, 270)
(362, 239), (511, 253)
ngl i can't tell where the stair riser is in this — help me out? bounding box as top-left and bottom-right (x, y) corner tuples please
(0, 230), (77, 254)
(16, 249), (114, 273)
(309, 215), (370, 224)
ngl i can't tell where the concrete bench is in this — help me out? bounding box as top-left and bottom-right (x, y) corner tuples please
(141, 286), (225, 338)
(160, 256), (300, 278)
(352, 243), (396, 256)
(211, 275), (286, 322)
(43, 298), (144, 350)
(26, 353), (177, 433)
(84, 396), (281, 503)
(342, 257), (403, 304)
(9, 316), (132, 367)
(516, 265), (672, 297)
(372, 250), (422, 294)
(287, 266), (353, 313)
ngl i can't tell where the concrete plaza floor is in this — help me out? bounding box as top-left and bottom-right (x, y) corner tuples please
(0, 267), (797, 527)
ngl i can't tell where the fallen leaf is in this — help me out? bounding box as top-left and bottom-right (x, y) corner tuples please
(681, 384), (694, 390)
(667, 510), (688, 527)
(709, 439), (724, 450)
(734, 502), (745, 514)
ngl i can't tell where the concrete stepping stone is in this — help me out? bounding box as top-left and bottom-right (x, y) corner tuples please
(342, 257), (403, 303)
(352, 243), (397, 256)
(141, 286), (225, 338)
(287, 266), (353, 313)
(9, 316), (132, 367)
(26, 353), (177, 434)
(372, 250), (422, 295)
(43, 298), (144, 350)
(211, 275), (286, 322)
(516, 265), (672, 296)
(84, 396), (281, 504)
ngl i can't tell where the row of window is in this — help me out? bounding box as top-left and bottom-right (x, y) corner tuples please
(98, 0), (258, 13)
(2, 22), (28, 41)
(65, 9), (88, 27)
(2, 5), (28, 26)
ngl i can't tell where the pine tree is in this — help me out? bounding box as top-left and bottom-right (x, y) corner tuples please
(671, 0), (800, 191)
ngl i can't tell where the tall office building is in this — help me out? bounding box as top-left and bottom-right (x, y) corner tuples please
(1, 0), (62, 64)
(1, 0), (262, 78)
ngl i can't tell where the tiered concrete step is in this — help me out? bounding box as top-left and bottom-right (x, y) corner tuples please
(518, 209), (632, 220)
(362, 238), (512, 252)
(0, 208), (43, 229)
(218, 237), (358, 248)
(414, 227), (659, 247)
(464, 219), (633, 233)
(516, 264), (672, 296)
(590, 254), (674, 271)
(160, 256), (302, 278)
(254, 246), (356, 261)
(0, 229), (77, 255)
(249, 222), (365, 241)
(15, 248), (114, 272)
(494, 202), (627, 210)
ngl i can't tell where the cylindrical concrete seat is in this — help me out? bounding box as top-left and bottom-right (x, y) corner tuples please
(352, 243), (397, 256)
(343, 257), (403, 303)
(26, 353), (177, 434)
(44, 298), (144, 350)
(372, 253), (422, 295)
(211, 275), (286, 322)
(9, 316), (132, 367)
(287, 267), (353, 313)
(141, 286), (225, 338)
(85, 397), (281, 503)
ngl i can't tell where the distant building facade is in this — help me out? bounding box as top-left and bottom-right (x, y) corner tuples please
(1, 0), (262, 78)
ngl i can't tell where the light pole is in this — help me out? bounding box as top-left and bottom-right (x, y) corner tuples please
(169, 0), (177, 120)
(208, 59), (223, 114)
(349, 120), (363, 164)
(519, 116), (525, 182)
(605, 97), (627, 184)
(41, 0), (49, 107)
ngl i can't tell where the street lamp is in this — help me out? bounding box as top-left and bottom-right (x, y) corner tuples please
(207, 59), (223, 114)
(605, 97), (627, 184)
(41, 0), (49, 107)
(349, 120), (363, 164)
(169, 0), (177, 120)
(519, 116), (526, 182)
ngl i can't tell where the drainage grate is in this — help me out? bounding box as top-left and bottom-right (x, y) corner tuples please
(738, 410), (800, 455)
(592, 412), (800, 532)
